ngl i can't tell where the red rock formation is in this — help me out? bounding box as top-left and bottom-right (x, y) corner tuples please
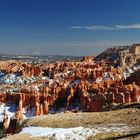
(22, 64), (41, 77)
(66, 87), (75, 110)
(114, 93), (125, 104)
(130, 87), (139, 102)
(15, 94), (23, 121)
(106, 92), (115, 104)
(39, 104), (43, 116)
(2, 111), (8, 130)
(0, 93), (7, 103)
(82, 56), (94, 62)
(35, 101), (40, 116)
(43, 99), (48, 115)
(0, 60), (23, 73)
(124, 92), (131, 103)
(88, 94), (106, 112)
(80, 91), (86, 110)
(15, 110), (23, 121)
(0, 57), (140, 119)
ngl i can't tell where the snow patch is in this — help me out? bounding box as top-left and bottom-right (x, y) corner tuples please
(20, 124), (129, 140)
(0, 103), (36, 124)
(0, 103), (16, 125)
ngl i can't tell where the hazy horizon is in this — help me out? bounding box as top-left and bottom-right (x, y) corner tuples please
(0, 0), (140, 56)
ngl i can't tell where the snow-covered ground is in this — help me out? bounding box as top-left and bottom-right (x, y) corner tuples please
(20, 124), (130, 140)
(0, 103), (36, 125)
(0, 103), (16, 125)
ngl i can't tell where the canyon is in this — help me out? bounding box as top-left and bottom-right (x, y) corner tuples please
(0, 44), (140, 139)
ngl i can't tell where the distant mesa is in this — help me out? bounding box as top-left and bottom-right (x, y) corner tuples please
(95, 43), (140, 68)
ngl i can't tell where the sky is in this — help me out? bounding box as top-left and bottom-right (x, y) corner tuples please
(0, 0), (140, 56)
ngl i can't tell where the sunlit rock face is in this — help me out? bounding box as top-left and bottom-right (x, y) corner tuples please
(0, 44), (140, 134)
(95, 44), (140, 68)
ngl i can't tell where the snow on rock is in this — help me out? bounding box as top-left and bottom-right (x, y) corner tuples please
(96, 77), (103, 84)
(0, 103), (36, 124)
(0, 103), (16, 125)
(0, 73), (39, 85)
(23, 106), (35, 118)
(20, 124), (129, 140)
(123, 65), (140, 79)
(70, 79), (80, 86)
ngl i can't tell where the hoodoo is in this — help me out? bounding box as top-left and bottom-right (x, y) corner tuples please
(0, 44), (140, 135)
